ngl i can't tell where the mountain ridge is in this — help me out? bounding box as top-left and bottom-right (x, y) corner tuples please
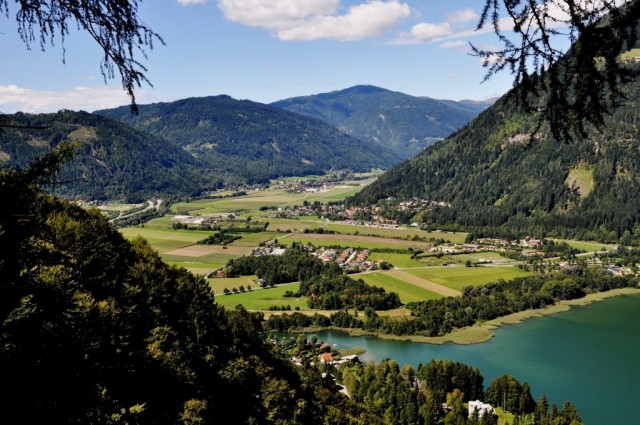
(96, 95), (400, 184)
(0, 110), (218, 202)
(271, 85), (491, 159)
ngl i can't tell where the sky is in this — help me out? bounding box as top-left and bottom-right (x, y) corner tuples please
(0, 0), (554, 113)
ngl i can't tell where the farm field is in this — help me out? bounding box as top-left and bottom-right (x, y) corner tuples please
(259, 217), (324, 232)
(367, 252), (425, 268)
(404, 266), (531, 292)
(553, 239), (617, 253)
(357, 272), (443, 303)
(284, 233), (434, 251)
(171, 181), (373, 216)
(119, 224), (260, 276)
(208, 276), (260, 294)
(324, 223), (468, 244)
(116, 181), (602, 320)
(418, 251), (520, 266)
(214, 283), (308, 311)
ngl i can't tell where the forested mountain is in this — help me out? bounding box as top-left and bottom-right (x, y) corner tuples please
(0, 110), (218, 202)
(271, 85), (488, 159)
(350, 63), (640, 241)
(97, 95), (399, 182)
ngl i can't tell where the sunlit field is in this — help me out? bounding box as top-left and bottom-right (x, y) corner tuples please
(214, 283), (308, 311)
(357, 272), (443, 303)
(284, 233), (434, 251)
(404, 266), (530, 292)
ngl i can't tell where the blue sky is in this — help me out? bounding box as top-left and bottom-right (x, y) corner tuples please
(1, 0), (545, 113)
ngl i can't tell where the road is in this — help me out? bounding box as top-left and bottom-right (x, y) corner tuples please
(109, 199), (163, 223)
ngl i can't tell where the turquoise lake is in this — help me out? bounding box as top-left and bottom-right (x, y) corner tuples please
(311, 294), (640, 425)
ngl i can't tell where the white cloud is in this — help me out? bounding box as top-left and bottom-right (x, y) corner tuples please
(178, 0), (208, 5)
(446, 8), (478, 25)
(390, 7), (481, 45)
(279, 1), (412, 41)
(218, 0), (340, 30)
(218, 0), (411, 41)
(408, 22), (452, 42)
(0, 85), (132, 113)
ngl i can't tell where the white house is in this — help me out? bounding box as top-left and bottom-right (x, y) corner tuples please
(468, 400), (494, 418)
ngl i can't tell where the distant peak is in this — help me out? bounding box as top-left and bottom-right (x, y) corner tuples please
(342, 85), (387, 94)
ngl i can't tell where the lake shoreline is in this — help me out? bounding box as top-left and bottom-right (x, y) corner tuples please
(295, 287), (640, 345)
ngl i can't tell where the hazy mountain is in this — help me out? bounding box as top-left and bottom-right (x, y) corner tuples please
(434, 97), (498, 113)
(350, 64), (640, 239)
(0, 110), (217, 202)
(96, 95), (400, 183)
(271, 85), (486, 159)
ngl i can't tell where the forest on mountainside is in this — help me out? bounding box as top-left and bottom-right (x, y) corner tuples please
(0, 111), (221, 202)
(272, 85), (486, 159)
(97, 95), (400, 183)
(350, 62), (640, 241)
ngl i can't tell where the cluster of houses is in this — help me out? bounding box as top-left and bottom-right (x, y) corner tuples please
(250, 246), (286, 257)
(314, 247), (384, 272)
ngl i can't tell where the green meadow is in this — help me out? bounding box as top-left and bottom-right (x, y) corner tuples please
(214, 283), (309, 311)
(119, 220), (261, 275)
(208, 276), (260, 293)
(357, 272), (443, 303)
(367, 252), (425, 268)
(324, 223), (468, 244)
(553, 239), (617, 253)
(284, 234), (434, 251)
(404, 266), (530, 292)
(170, 182), (372, 216)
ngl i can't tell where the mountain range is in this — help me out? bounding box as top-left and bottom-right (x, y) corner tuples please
(96, 95), (399, 183)
(1, 87), (493, 202)
(272, 85), (493, 159)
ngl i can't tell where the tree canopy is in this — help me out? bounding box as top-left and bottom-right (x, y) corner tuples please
(475, 0), (640, 141)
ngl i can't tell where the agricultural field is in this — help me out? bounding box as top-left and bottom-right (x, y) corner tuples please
(357, 272), (443, 303)
(324, 223), (468, 244)
(119, 222), (259, 276)
(367, 252), (425, 268)
(418, 251), (519, 267)
(258, 217), (325, 232)
(404, 266), (530, 292)
(116, 178), (602, 320)
(214, 283), (308, 311)
(171, 180), (373, 216)
(208, 276), (260, 294)
(284, 233), (434, 251)
(553, 239), (617, 253)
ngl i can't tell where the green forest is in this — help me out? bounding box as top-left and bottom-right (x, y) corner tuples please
(96, 95), (399, 183)
(350, 63), (640, 241)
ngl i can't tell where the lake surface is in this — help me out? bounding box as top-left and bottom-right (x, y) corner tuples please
(312, 294), (640, 425)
